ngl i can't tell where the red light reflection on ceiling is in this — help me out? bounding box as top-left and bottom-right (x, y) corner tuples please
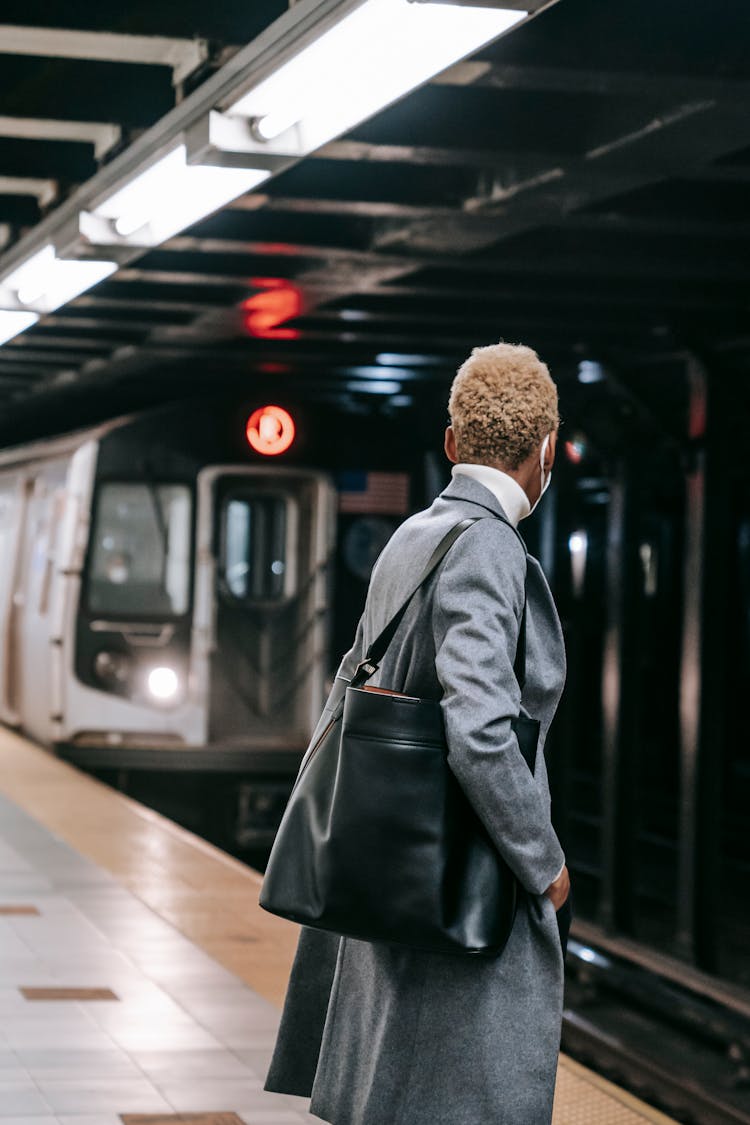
(242, 278), (301, 339)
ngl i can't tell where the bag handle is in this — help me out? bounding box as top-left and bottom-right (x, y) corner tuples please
(351, 514), (528, 690)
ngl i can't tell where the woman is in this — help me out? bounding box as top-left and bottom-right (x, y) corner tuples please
(265, 341), (571, 1124)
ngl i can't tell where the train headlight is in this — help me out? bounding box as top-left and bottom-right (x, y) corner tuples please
(147, 666), (180, 702)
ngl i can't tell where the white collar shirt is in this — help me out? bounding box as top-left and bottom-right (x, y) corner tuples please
(451, 462), (531, 527)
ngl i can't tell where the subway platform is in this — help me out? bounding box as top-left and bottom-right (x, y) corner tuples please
(0, 728), (677, 1125)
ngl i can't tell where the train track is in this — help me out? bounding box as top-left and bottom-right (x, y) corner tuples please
(563, 932), (750, 1125)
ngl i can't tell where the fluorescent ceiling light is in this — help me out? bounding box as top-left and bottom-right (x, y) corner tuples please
(227, 0), (526, 153)
(88, 143), (271, 246)
(1, 244), (117, 313)
(0, 309), (39, 345)
(346, 379), (402, 395)
(376, 352), (444, 367)
(5, 244), (55, 305)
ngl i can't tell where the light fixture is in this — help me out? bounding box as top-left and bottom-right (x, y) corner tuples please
(226, 0), (527, 155)
(147, 666), (180, 702)
(0, 309), (39, 345)
(84, 143), (271, 246)
(577, 360), (605, 384)
(375, 352), (443, 367)
(571, 943), (605, 966)
(1, 244), (117, 313)
(568, 529), (588, 599)
(346, 379), (402, 395)
(246, 405), (296, 456)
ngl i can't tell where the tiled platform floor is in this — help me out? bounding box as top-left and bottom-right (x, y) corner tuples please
(0, 793), (313, 1124)
(0, 731), (677, 1125)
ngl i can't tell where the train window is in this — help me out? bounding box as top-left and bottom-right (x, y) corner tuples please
(221, 494), (289, 602)
(87, 483), (191, 616)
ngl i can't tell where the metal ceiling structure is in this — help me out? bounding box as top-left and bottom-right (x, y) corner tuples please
(0, 0), (748, 444)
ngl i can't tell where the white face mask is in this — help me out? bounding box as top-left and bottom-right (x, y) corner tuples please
(520, 431), (553, 520)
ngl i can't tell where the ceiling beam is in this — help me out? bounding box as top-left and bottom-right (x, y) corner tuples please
(73, 294), (210, 316)
(53, 275), (749, 333)
(230, 194), (750, 240)
(43, 313), (171, 335)
(434, 61), (750, 103)
(557, 212), (750, 239)
(11, 333), (112, 352)
(0, 174), (57, 206)
(0, 116), (122, 160)
(0, 26), (210, 87)
(137, 239), (750, 284)
(316, 139), (557, 170)
(0, 367), (49, 380)
(0, 348), (91, 365)
(684, 165), (750, 184)
(372, 96), (750, 255)
(230, 194), (459, 220)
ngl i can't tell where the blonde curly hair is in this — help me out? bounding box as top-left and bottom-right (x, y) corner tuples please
(448, 342), (560, 469)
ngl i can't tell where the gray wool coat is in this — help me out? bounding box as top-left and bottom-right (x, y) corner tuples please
(264, 473), (569, 1125)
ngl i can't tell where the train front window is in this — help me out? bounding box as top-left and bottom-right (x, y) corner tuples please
(221, 494), (288, 601)
(87, 483), (191, 616)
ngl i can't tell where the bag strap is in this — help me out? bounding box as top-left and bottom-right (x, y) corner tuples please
(351, 514), (528, 690)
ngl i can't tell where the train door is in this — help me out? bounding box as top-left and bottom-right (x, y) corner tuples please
(194, 466), (336, 754)
(10, 459), (70, 743)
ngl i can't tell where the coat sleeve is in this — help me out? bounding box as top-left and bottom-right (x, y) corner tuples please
(432, 522), (565, 897)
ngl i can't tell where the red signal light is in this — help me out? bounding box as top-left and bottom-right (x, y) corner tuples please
(246, 405), (296, 456)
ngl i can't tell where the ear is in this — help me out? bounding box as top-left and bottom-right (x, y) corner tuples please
(546, 427), (558, 467)
(444, 425), (458, 464)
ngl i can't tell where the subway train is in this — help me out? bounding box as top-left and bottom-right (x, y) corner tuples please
(0, 393), (433, 842)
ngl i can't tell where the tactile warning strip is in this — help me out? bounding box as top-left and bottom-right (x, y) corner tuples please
(554, 1057), (676, 1124)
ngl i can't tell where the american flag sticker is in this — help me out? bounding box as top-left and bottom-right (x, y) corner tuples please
(337, 471), (410, 514)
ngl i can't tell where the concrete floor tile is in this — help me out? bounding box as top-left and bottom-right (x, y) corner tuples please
(235, 1091), (316, 1119)
(38, 1079), (171, 1114)
(16, 1049), (141, 1080)
(0, 990), (30, 1014)
(59, 1117), (123, 1125)
(237, 1115), (309, 1125)
(1, 1021), (116, 1050)
(128, 1049), (255, 1080)
(106, 1026), (224, 1052)
(230, 1048), (273, 1078)
(0, 1117), (59, 1125)
(0, 1011), (104, 1036)
(279, 1095), (314, 1115)
(156, 1077), (265, 1112)
(0, 1081), (53, 1114)
(0, 960), (52, 986)
(212, 1030), (280, 1050)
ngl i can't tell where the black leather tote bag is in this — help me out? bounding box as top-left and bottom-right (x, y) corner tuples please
(259, 515), (540, 956)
